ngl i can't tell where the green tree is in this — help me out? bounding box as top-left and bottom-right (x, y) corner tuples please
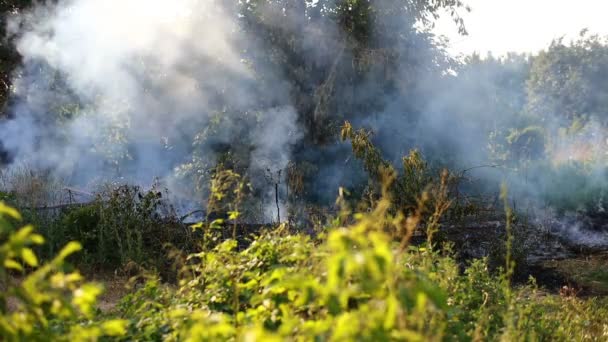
(527, 32), (608, 125)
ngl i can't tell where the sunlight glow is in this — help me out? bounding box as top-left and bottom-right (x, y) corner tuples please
(435, 0), (608, 57)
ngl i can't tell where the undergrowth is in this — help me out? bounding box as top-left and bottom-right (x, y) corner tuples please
(0, 170), (607, 340)
(0, 128), (606, 340)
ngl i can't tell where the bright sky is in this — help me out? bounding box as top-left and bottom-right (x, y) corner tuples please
(434, 0), (608, 57)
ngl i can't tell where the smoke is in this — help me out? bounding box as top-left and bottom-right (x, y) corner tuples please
(347, 41), (608, 247)
(1, 0), (302, 219)
(2, 0), (608, 246)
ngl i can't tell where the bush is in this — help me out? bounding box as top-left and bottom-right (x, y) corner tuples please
(60, 204), (101, 265)
(534, 162), (608, 214)
(0, 202), (127, 341)
(60, 186), (195, 275)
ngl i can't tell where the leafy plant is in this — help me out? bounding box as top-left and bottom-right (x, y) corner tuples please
(110, 172), (608, 341)
(0, 202), (127, 341)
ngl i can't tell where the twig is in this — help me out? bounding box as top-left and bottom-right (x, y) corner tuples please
(275, 182), (280, 223)
(459, 164), (502, 176)
(180, 209), (205, 222)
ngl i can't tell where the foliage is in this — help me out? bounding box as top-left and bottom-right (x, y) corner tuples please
(528, 161), (608, 214)
(505, 126), (546, 163)
(0, 175), (607, 340)
(0, 0), (32, 117)
(341, 121), (453, 224)
(112, 181), (608, 341)
(0, 202), (127, 341)
(73, 186), (194, 274)
(173, 0), (470, 198)
(528, 32), (608, 124)
(16, 185), (198, 280)
(2, 1), (608, 339)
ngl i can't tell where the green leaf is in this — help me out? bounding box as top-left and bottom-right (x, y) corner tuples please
(21, 248), (38, 267)
(210, 219), (224, 229)
(72, 283), (102, 317)
(228, 211), (240, 220)
(56, 242), (83, 260)
(392, 329), (424, 341)
(417, 279), (447, 310)
(101, 320), (128, 336)
(30, 234), (45, 245)
(0, 203), (21, 221)
(190, 222), (204, 231)
(327, 293), (342, 315)
(4, 259), (23, 271)
(384, 295), (398, 329)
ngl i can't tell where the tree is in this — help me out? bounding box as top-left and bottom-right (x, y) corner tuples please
(185, 0), (469, 205)
(527, 32), (608, 125)
(0, 0), (34, 114)
(238, 0), (468, 144)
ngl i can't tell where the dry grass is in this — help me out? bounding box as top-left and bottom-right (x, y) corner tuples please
(0, 166), (69, 208)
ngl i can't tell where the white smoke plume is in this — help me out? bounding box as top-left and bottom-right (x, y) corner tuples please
(2, 0), (302, 219)
(3, 0), (608, 243)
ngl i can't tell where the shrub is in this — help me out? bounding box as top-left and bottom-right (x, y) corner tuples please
(77, 186), (194, 275)
(60, 204), (102, 265)
(34, 186), (197, 278)
(0, 202), (127, 341)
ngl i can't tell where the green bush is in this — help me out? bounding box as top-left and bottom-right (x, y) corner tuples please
(56, 186), (195, 275)
(0, 202), (127, 341)
(60, 205), (101, 265)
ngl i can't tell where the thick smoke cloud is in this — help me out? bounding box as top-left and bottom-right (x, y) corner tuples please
(2, 0), (608, 247)
(2, 0), (302, 219)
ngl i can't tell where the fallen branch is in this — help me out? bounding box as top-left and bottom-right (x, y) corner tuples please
(19, 202), (94, 211)
(459, 164), (503, 176)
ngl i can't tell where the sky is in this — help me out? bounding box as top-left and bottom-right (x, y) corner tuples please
(433, 0), (608, 57)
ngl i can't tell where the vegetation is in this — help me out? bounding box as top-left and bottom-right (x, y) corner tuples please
(2, 0), (608, 340)
(0, 202), (127, 340)
(0, 174), (607, 340)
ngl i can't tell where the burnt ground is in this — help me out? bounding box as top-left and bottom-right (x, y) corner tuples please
(537, 253), (608, 296)
(88, 272), (132, 313)
(178, 217), (608, 297)
(436, 216), (608, 297)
